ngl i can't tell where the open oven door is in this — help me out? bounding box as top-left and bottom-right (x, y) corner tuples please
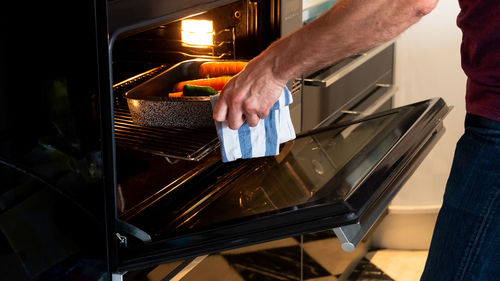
(116, 97), (450, 271)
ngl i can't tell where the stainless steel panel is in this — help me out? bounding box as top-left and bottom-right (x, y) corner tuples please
(303, 41), (395, 87)
(288, 80), (303, 133)
(290, 90), (302, 133)
(301, 43), (395, 131)
(281, 0), (303, 36)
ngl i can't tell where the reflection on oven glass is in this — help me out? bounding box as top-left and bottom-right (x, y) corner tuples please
(169, 112), (400, 234)
(344, 128), (402, 190)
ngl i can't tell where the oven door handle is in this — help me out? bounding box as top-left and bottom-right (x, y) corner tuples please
(302, 40), (395, 88)
(340, 84), (396, 118)
(310, 84), (396, 131)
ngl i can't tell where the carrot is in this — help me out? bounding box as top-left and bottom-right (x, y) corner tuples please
(168, 92), (183, 98)
(199, 61), (247, 78)
(172, 76), (232, 93)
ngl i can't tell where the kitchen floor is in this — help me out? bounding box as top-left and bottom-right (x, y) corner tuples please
(146, 231), (428, 281)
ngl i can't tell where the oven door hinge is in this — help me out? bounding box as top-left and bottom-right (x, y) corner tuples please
(116, 233), (128, 247)
(333, 198), (390, 252)
(116, 220), (152, 248)
(112, 271), (127, 281)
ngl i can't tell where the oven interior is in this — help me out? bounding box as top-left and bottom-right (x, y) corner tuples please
(112, 0), (278, 82)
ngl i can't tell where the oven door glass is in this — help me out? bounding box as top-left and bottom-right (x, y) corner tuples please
(118, 98), (449, 270)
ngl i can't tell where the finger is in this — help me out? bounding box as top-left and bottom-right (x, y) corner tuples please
(227, 108), (245, 130)
(257, 111), (269, 119)
(246, 114), (260, 127)
(213, 98), (228, 122)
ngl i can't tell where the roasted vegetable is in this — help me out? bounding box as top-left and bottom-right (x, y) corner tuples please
(182, 85), (219, 97)
(168, 92), (183, 98)
(172, 76), (231, 92)
(199, 61), (248, 78)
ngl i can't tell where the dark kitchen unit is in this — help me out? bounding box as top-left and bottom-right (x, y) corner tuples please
(0, 0), (450, 280)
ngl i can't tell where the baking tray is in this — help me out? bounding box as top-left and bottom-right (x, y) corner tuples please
(125, 59), (218, 128)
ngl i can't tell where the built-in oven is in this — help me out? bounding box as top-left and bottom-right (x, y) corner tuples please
(0, 0), (450, 280)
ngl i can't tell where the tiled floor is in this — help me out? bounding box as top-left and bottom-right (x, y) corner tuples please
(366, 250), (428, 281)
(173, 230), (430, 281)
(345, 258), (394, 280)
(224, 245), (331, 281)
(143, 230), (429, 281)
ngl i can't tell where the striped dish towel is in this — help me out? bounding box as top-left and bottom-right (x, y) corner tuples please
(210, 87), (296, 162)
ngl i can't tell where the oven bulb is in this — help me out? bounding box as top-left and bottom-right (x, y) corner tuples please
(181, 19), (214, 48)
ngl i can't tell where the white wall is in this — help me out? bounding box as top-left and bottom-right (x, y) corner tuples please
(391, 0), (467, 206)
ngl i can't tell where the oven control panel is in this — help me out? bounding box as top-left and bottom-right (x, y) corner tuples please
(281, 0), (303, 36)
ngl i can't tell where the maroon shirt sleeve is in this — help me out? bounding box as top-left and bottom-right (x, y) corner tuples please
(458, 0), (500, 121)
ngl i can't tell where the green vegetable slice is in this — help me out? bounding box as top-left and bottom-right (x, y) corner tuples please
(183, 85), (218, 96)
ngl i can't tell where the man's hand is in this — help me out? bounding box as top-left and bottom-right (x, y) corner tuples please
(212, 56), (285, 130)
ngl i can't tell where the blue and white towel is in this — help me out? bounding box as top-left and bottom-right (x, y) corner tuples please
(210, 87), (296, 162)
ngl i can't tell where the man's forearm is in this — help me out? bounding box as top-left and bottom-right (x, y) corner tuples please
(213, 0), (438, 129)
(268, 0), (438, 84)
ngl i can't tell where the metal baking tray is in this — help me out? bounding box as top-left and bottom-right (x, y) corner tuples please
(125, 59), (218, 128)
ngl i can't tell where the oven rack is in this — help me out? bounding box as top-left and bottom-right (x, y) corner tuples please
(113, 67), (220, 162)
(114, 105), (219, 161)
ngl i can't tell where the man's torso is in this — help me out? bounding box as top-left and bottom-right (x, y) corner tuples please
(458, 0), (500, 121)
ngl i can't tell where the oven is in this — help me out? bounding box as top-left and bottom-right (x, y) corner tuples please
(0, 0), (450, 280)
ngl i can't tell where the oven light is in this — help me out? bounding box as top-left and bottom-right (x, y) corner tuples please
(181, 19), (214, 48)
